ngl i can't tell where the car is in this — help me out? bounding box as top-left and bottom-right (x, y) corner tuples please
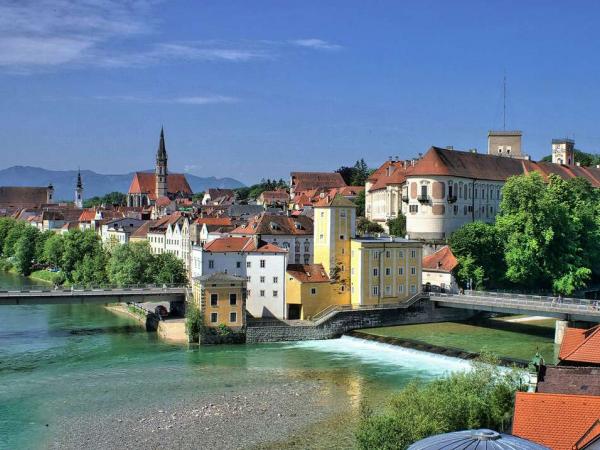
(154, 305), (168, 319)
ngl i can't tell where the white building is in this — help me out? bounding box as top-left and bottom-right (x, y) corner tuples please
(191, 236), (288, 319)
(100, 218), (146, 248)
(421, 246), (458, 293)
(165, 216), (191, 268)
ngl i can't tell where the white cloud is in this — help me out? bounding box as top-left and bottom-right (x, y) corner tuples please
(92, 94), (239, 105)
(291, 39), (342, 51)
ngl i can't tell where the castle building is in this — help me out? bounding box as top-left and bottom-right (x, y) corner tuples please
(487, 130), (523, 157)
(74, 170), (83, 208)
(366, 137), (600, 241)
(127, 128), (193, 207)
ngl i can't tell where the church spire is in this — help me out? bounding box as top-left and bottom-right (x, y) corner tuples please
(76, 168), (83, 189)
(155, 127), (168, 199)
(74, 168), (83, 208)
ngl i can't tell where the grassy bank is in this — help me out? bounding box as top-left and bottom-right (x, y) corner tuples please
(28, 270), (57, 284)
(361, 316), (558, 363)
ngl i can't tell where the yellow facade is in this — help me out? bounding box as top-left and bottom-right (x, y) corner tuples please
(313, 195), (356, 304)
(350, 238), (422, 306)
(285, 275), (348, 320)
(193, 273), (246, 329)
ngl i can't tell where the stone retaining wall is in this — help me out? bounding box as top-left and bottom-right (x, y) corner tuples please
(246, 299), (474, 343)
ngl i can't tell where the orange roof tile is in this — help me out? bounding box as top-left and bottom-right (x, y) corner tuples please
(559, 325), (600, 365)
(369, 161), (414, 192)
(422, 246), (458, 272)
(230, 213), (313, 236)
(287, 264), (329, 283)
(290, 172), (347, 192)
(195, 217), (233, 226)
(78, 208), (96, 222)
(512, 392), (600, 450)
(203, 236), (286, 254)
(127, 172), (192, 200)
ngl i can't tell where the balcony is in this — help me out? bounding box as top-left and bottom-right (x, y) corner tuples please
(417, 194), (430, 203)
(447, 195), (457, 204)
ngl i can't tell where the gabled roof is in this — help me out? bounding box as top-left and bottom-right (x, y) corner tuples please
(290, 172), (347, 192)
(203, 236), (286, 253)
(422, 246), (458, 272)
(127, 172), (192, 200)
(0, 186), (50, 208)
(230, 213), (313, 236)
(78, 208), (96, 222)
(130, 220), (153, 239)
(369, 161), (414, 192)
(512, 392), (600, 450)
(195, 217), (233, 226)
(286, 264), (329, 283)
(196, 272), (246, 283)
(313, 193), (357, 208)
(559, 325), (600, 365)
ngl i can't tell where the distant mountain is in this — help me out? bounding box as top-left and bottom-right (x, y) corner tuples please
(0, 166), (245, 201)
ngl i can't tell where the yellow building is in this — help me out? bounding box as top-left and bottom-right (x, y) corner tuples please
(192, 273), (246, 329)
(313, 194), (356, 303)
(350, 237), (422, 306)
(285, 263), (347, 320)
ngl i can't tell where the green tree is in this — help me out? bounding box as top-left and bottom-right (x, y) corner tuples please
(454, 254), (485, 290)
(14, 227), (40, 276)
(43, 233), (65, 268)
(3, 220), (27, 257)
(61, 229), (103, 280)
(355, 354), (523, 449)
(357, 217), (384, 235)
(0, 217), (17, 255)
(107, 241), (155, 286)
(83, 191), (126, 208)
(387, 215), (406, 237)
(354, 190), (366, 216)
(449, 221), (504, 286)
(150, 252), (188, 284)
(72, 251), (108, 286)
(35, 230), (53, 264)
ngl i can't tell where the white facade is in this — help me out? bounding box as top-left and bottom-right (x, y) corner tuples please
(422, 269), (457, 293)
(191, 244), (288, 319)
(148, 230), (166, 254)
(405, 176), (503, 240)
(165, 218), (191, 268)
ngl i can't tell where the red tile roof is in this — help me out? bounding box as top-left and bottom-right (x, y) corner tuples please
(287, 264), (329, 283)
(559, 325), (600, 365)
(512, 392), (600, 450)
(78, 208), (96, 222)
(290, 172), (347, 192)
(231, 213), (313, 236)
(422, 246), (458, 272)
(127, 172), (192, 200)
(203, 237), (286, 254)
(369, 161), (414, 192)
(0, 186), (50, 209)
(407, 147), (600, 186)
(195, 217), (233, 226)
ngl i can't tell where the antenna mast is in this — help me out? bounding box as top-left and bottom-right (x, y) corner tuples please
(503, 74), (506, 131)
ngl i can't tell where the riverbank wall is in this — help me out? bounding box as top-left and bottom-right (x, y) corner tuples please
(246, 299), (474, 343)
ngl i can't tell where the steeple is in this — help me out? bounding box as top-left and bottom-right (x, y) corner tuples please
(155, 127), (168, 199)
(74, 168), (83, 208)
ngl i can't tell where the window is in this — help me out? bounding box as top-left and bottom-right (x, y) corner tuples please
(247, 276), (251, 282)
(373, 268), (379, 276)
(229, 312), (237, 323)
(246, 261), (251, 268)
(398, 267), (404, 275)
(373, 251), (380, 259)
(372, 286), (379, 296)
(340, 210), (346, 218)
(420, 185), (428, 197)
(208, 260), (214, 269)
(260, 259), (266, 268)
(319, 234), (324, 240)
(260, 276), (265, 283)
(260, 290), (265, 297)
(398, 284), (404, 294)
(295, 254), (300, 263)
(410, 284), (417, 294)
(385, 285), (391, 295)
(310, 288), (317, 295)
(385, 267), (391, 276)
(411, 250), (416, 258)
(303, 254), (310, 264)
(409, 204), (418, 213)
(229, 293), (237, 305)
(273, 276), (278, 283)
(210, 293), (218, 306)
(339, 234), (345, 240)
(411, 267), (416, 275)
(448, 184), (453, 198)
(386, 250), (390, 258)
(236, 261), (241, 268)
(273, 290), (278, 297)
(398, 250), (404, 258)
(210, 312), (218, 323)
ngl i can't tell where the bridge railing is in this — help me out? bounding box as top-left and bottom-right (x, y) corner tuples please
(0, 283), (189, 295)
(427, 290), (600, 314)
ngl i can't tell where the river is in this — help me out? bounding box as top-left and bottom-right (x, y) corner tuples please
(0, 272), (471, 449)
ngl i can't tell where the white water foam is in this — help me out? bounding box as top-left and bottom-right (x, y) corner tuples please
(291, 335), (472, 377)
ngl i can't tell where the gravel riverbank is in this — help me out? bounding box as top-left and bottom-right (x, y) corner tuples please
(44, 379), (346, 450)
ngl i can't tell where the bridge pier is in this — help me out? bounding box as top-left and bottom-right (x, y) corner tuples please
(554, 320), (569, 345)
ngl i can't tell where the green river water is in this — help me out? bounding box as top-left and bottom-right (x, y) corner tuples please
(0, 272), (554, 449)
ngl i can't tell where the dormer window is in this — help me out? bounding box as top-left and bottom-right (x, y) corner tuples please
(294, 222), (302, 230)
(270, 222), (280, 231)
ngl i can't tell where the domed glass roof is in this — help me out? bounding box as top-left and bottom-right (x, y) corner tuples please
(407, 429), (549, 449)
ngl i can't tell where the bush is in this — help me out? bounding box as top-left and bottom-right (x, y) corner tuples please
(185, 302), (203, 342)
(355, 353), (524, 449)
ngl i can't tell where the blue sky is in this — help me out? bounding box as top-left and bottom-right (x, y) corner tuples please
(1, 1), (600, 184)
